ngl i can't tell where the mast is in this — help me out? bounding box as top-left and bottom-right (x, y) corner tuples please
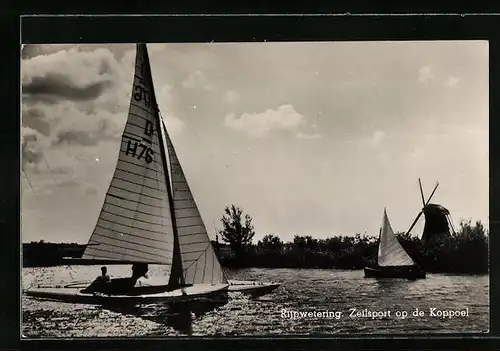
(141, 44), (185, 289)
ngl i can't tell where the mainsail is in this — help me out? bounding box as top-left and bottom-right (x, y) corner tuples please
(163, 122), (227, 285)
(82, 44), (175, 265)
(378, 209), (415, 267)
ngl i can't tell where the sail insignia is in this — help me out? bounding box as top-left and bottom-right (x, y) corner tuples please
(82, 44), (175, 265)
(378, 208), (415, 267)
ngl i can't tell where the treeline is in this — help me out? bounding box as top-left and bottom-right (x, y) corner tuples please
(22, 241), (85, 267)
(216, 219), (489, 274)
(22, 220), (488, 274)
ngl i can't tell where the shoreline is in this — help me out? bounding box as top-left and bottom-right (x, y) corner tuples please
(22, 222), (488, 275)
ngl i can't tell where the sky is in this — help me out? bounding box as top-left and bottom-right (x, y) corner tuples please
(21, 41), (489, 244)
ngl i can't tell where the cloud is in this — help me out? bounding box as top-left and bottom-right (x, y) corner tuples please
(418, 65), (433, 83)
(181, 70), (215, 91)
(21, 44), (134, 61)
(163, 115), (185, 136)
(20, 45), (145, 170)
(20, 44), (188, 214)
(445, 75), (460, 88)
(157, 84), (185, 136)
(23, 73), (112, 103)
(372, 130), (386, 146)
(22, 48), (118, 102)
(21, 126), (49, 168)
(21, 44), (67, 60)
(296, 132), (322, 140)
(224, 104), (305, 138)
(351, 129), (387, 150)
(224, 90), (240, 104)
(53, 110), (122, 147)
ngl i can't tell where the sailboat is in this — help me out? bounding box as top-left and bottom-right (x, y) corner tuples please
(23, 43), (279, 304)
(364, 208), (426, 280)
(364, 179), (448, 280)
(23, 44), (229, 304)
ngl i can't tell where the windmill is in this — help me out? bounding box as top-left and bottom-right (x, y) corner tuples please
(405, 179), (456, 244)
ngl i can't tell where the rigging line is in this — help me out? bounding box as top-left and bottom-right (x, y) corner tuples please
(66, 263), (75, 280)
(22, 166), (38, 197)
(42, 154), (58, 186)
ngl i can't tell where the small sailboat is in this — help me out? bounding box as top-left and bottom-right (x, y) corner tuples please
(364, 208), (425, 280)
(364, 179), (447, 280)
(23, 43), (279, 303)
(24, 44), (229, 304)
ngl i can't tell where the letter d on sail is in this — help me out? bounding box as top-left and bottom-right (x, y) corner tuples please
(144, 120), (154, 137)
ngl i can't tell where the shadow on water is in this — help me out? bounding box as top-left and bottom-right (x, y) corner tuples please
(102, 297), (229, 335)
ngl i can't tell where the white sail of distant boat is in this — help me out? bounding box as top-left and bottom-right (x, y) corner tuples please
(377, 209), (415, 267)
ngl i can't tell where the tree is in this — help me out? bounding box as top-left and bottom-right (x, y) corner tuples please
(292, 235), (307, 249)
(258, 234), (284, 251)
(219, 205), (255, 258)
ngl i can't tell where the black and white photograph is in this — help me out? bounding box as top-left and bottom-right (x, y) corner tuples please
(21, 41), (489, 337)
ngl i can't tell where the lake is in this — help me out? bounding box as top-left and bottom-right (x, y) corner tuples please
(22, 266), (489, 337)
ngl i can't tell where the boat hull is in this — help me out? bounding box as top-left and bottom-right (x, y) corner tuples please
(228, 280), (280, 298)
(364, 266), (426, 280)
(23, 283), (229, 305)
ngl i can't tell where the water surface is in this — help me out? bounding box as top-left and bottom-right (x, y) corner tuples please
(22, 266), (489, 337)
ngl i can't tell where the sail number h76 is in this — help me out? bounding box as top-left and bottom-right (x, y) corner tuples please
(125, 119), (155, 164)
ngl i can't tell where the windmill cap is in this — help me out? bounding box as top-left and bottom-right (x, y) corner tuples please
(423, 203), (450, 215)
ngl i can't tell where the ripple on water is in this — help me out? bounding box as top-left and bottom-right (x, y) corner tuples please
(22, 267), (489, 337)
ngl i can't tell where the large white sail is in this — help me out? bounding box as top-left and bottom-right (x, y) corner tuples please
(162, 123), (227, 285)
(82, 44), (175, 265)
(378, 209), (415, 267)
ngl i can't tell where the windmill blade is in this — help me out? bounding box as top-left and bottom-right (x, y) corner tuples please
(447, 213), (457, 236)
(418, 178), (426, 207)
(425, 181), (439, 205)
(406, 210), (423, 235)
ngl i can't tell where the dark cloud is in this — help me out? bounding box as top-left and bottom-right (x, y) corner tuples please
(21, 44), (45, 60)
(54, 118), (121, 147)
(21, 45), (126, 168)
(21, 44), (133, 61)
(23, 72), (113, 102)
(21, 129), (45, 167)
(22, 106), (51, 136)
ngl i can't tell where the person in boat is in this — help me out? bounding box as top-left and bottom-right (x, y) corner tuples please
(80, 266), (111, 293)
(98, 266), (110, 283)
(81, 263), (149, 295)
